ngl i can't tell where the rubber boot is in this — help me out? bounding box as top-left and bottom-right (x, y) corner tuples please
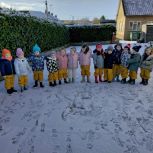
(7, 89), (13, 94)
(87, 76), (91, 83)
(81, 76), (85, 83)
(130, 79), (135, 85)
(121, 78), (126, 84)
(143, 79), (148, 86)
(140, 78), (145, 85)
(116, 75), (120, 82)
(99, 75), (103, 82)
(33, 81), (38, 87)
(54, 81), (57, 86)
(40, 82), (44, 88)
(59, 80), (62, 85)
(95, 76), (98, 83)
(64, 79), (68, 84)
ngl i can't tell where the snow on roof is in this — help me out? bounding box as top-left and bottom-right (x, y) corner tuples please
(123, 0), (153, 16)
(0, 8), (62, 24)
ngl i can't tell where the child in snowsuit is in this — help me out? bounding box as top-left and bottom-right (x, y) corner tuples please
(79, 44), (92, 83)
(14, 48), (32, 92)
(127, 45), (141, 85)
(140, 47), (153, 85)
(28, 44), (45, 88)
(67, 47), (79, 83)
(120, 46), (131, 84)
(0, 49), (17, 94)
(57, 48), (68, 84)
(93, 43), (104, 83)
(104, 46), (114, 83)
(113, 44), (123, 81)
(46, 51), (59, 87)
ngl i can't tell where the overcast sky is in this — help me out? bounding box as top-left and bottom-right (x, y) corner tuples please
(0, 0), (118, 20)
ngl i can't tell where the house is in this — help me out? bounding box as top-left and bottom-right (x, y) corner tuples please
(116, 0), (153, 40)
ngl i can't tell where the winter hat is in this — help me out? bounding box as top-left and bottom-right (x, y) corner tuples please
(107, 46), (113, 51)
(16, 48), (24, 57)
(132, 45), (141, 52)
(124, 45), (130, 51)
(114, 43), (122, 50)
(96, 43), (102, 50)
(51, 51), (56, 56)
(2, 49), (12, 61)
(32, 44), (41, 53)
(127, 43), (131, 49)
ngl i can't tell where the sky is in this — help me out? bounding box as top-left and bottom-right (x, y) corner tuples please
(0, 0), (119, 20)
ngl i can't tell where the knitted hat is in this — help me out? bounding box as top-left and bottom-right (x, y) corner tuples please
(2, 49), (12, 61)
(16, 48), (24, 57)
(132, 45), (141, 52)
(124, 45), (130, 51)
(107, 46), (113, 51)
(32, 44), (41, 53)
(114, 43), (122, 50)
(96, 43), (102, 50)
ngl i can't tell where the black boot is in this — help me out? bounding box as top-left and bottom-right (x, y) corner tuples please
(127, 78), (132, 84)
(49, 82), (54, 87)
(59, 80), (62, 85)
(143, 79), (148, 86)
(54, 81), (57, 86)
(24, 86), (28, 90)
(21, 87), (23, 93)
(33, 81), (38, 87)
(130, 79), (135, 85)
(121, 78), (126, 84)
(7, 89), (13, 94)
(40, 82), (44, 88)
(11, 88), (17, 93)
(140, 78), (145, 85)
(64, 79), (68, 84)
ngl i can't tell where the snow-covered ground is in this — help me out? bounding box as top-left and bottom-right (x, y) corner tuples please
(0, 43), (153, 153)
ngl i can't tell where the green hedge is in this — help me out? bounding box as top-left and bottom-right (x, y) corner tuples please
(0, 13), (70, 56)
(69, 25), (116, 43)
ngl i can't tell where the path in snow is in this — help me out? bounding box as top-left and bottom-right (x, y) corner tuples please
(0, 44), (153, 153)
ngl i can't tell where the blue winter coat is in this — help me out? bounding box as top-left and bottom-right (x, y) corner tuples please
(0, 59), (16, 76)
(28, 55), (45, 71)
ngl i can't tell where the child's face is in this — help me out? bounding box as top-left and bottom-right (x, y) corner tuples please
(97, 48), (101, 52)
(130, 49), (135, 54)
(70, 49), (75, 55)
(108, 50), (112, 54)
(61, 49), (66, 56)
(146, 49), (151, 55)
(5, 53), (11, 59)
(51, 54), (56, 59)
(82, 47), (86, 52)
(124, 48), (129, 53)
(19, 53), (24, 59)
(116, 46), (121, 51)
(35, 51), (40, 56)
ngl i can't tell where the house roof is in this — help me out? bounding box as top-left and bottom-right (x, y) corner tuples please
(122, 0), (153, 16)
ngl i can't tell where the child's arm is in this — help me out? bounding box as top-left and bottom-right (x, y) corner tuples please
(0, 62), (6, 76)
(26, 59), (32, 72)
(14, 60), (20, 76)
(127, 55), (141, 64)
(143, 58), (153, 66)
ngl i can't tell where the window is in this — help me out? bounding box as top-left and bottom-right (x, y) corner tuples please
(129, 21), (141, 31)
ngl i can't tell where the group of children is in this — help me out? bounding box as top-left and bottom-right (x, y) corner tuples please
(0, 43), (153, 94)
